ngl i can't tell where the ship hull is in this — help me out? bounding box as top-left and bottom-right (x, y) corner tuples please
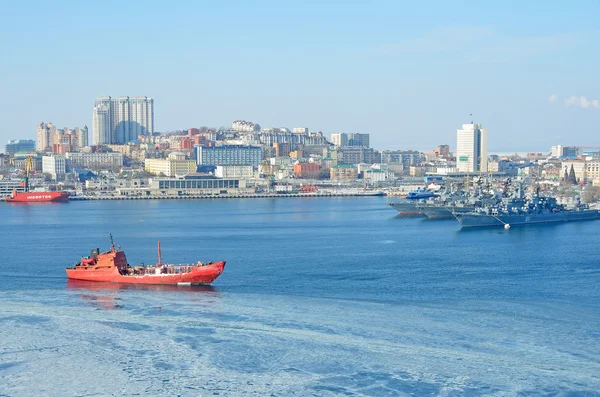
(417, 204), (454, 219)
(456, 210), (599, 228)
(66, 261), (225, 285)
(388, 201), (424, 216)
(6, 191), (70, 202)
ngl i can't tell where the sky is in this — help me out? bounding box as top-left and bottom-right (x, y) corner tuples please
(0, 0), (599, 152)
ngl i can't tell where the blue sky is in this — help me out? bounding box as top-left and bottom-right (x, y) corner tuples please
(1, 0), (599, 152)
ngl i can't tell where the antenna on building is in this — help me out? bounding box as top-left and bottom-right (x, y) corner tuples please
(470, 113), (473, 124)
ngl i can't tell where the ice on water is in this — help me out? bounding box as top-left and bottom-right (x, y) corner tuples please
(1, 288), (599, 396)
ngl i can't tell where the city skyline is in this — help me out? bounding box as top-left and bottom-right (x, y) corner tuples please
(1, 1), (599, 152)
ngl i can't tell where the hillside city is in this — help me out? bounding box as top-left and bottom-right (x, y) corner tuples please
(1, 95), (599, 202)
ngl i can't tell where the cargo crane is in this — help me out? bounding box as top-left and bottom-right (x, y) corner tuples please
(21, 156), (33, 192)
(260, 159), (276, 193)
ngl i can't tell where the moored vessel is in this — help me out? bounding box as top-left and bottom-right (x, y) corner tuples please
(66, 235), (225, 285)
(454, 187), (599, 228)
(7, 191), (70, 203)
(388, 187), (437, 216)
(4, 157), (69, 203)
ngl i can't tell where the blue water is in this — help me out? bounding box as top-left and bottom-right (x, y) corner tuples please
(1, 197), (599, 396)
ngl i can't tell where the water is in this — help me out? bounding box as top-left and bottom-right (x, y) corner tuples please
(1, 197), (599, 396)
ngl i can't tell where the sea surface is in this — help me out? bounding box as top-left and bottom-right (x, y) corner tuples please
(0, 197), (599, 396)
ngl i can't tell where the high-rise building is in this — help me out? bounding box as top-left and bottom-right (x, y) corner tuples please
(36, 122), (57, 152)
(348, 133), (370, 148)
(456, 123), (488, 173)
(92, 96), (154, 145)
(76, 126), (89, 148)
(331, 133), (348, 147)
(330, 133), (370, 148)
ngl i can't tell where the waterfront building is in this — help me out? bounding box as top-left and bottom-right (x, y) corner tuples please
(293, 162), (321, 179)
(364, 169), (388, 182)
(0, 180), (25, 196)
(196, 145), (262, 167)
(215, 165), (255, 179)
(330, 164), (358, 180)
(456, 123), (488, 173)
(42, 155), (66, 181)
(5, 139), (36, 155)
(92, 96), (154, 145)
(150, 175), (251, 195)
(66, 152), (123, 171)
(37, 122), (57, 152)
(144, 152), (197, 177)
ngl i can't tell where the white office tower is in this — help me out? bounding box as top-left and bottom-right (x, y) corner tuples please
(456, 123), (488, 173)
(92, 96), (154, 145)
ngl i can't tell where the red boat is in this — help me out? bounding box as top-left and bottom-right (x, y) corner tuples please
(66, 235), (225, 286)
(6, 190), (70, 202)
(5, 157), (69, 203)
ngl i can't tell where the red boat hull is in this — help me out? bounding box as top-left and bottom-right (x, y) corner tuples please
(66, 261), (225, 285)
(6, 191), (70, 202)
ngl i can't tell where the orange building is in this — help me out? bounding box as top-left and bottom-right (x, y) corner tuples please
(294, 162), (321, 178)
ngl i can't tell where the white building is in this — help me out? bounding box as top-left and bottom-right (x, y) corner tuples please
(66, 152), (123, 171)
(144, 152), (196, 177)
(93, 96), (154, 145)
(331, 133), (348, 147)
(231, 120), (260, 132)
(292, 127), (309, 134)
(456, 123), (488, 173)
(215, 165), (255, 179)
(42, 155), (66, 180)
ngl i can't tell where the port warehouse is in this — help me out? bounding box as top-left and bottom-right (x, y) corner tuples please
(0, 180), (25, 196)
(120, 175), (250, 196)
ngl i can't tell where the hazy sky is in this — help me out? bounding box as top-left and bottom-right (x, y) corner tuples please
(1, 0), (599, 152)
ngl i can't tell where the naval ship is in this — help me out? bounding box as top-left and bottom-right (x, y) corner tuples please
(388, 187), (436, 216)
(416, 178), (500, 219)
(455, 185), (599, 228)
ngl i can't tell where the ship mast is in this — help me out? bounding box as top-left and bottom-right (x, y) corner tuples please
(157, 241), (162, 266)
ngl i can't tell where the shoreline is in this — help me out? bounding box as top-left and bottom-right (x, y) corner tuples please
(67, 192), (387, 200)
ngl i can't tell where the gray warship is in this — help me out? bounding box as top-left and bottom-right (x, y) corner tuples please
(388, 187), (436, 216)
(455, 185), (599, 228)
(417, 178), (499, 219)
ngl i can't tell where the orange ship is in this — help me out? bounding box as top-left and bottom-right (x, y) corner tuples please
(66, 235), (226, 286)
(5, 157), (69, 203)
